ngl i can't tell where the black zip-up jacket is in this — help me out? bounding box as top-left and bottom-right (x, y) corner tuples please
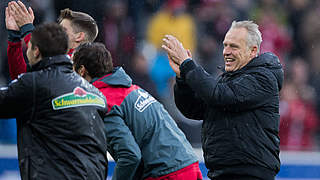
(174, 52), (283, 180)
(0, 55), (108, 180)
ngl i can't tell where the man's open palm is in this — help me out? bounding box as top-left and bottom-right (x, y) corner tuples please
(9, 1), (34, 28)
(5, 6), (19, 31)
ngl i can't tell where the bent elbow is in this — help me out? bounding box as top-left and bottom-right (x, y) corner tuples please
(118, 152), (141, 166)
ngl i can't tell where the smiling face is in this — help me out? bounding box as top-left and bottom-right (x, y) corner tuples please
(223, 27), (257, 72)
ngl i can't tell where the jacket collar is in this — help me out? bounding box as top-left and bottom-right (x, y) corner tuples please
(30, 55), (72, 72)
(220, 52), (282, 76)
(92, 67), (132, 88)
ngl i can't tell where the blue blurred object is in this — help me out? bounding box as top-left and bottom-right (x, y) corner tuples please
(149, 51), (176, 98)
(0, 119), (17, 144)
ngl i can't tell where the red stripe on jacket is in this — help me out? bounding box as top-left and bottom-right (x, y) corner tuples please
(93, 81), (140, 112)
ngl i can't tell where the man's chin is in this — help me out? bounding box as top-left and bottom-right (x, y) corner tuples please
(225, 67), (233, 72)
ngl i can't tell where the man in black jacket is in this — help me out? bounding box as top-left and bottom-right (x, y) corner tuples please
(0, 23), (108, 180)
(162, 20), (284, 180)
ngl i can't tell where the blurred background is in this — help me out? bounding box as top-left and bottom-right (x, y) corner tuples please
(0, 0), (320, 179)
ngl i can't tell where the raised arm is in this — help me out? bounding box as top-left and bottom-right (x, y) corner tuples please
(6, 1), (34, 80)
(173, 77), (206, 120)
(180, 60), (278, 111)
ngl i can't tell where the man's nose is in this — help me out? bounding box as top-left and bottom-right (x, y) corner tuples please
(223, 47), (231, 56)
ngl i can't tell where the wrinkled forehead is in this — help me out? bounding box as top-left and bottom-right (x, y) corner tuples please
(224, 28), (248, 44)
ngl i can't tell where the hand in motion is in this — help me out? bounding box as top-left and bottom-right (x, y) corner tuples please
(162, 35), (192, 78)
(9, 1), (34, 28)
(5, 4), (19, 31)
(162, 35), (191, 65)
(167, 54), (181, 78)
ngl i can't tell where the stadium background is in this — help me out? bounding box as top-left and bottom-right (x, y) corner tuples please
(1, 0), (320, 179)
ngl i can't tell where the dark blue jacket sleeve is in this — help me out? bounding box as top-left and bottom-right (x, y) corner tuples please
(174, 77), (206, 120)
(0, 74), (32, 118)
(180, 60), (279, 112)
(104, 106), (142, 180)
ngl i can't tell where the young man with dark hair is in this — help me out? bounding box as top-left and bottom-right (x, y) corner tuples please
(73, 42), (203, 180)
(5, 1), (98, 80)
(28, 24), (69, 58)
(58, 8), (99, 45)
(0, 23), (108, 180)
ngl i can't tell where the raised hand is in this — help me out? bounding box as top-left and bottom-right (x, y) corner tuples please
(168, 54), (181, 78)
(5, 5), (19, 31)
(9, 1), (34, 28)
(162, 35), (190, 65)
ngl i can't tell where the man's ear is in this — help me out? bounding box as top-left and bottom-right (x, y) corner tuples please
(250, 46), (258, 58)
(78, 65), (87, 77)
(77, 65), (92, 82)
(75, 32), (85, 43)
(33, 46), (41, 59)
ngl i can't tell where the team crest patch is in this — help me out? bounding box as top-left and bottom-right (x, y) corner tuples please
(134, 89), (156, 112)
(52, 87), (106, 110)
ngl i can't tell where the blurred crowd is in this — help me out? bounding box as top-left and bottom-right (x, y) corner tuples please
(0, 0), (319, 151)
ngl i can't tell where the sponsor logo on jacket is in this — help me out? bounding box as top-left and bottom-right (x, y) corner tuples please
(135, 89), (156, 112)
(52, 87), (106, 110)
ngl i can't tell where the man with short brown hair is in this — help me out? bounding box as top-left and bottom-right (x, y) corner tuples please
(5, 1), (98, 80)
(58, 8), (98, 49)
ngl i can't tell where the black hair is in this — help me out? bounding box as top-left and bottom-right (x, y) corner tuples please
(73, 43), (113, 78)
(31, 23), (68, 57)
